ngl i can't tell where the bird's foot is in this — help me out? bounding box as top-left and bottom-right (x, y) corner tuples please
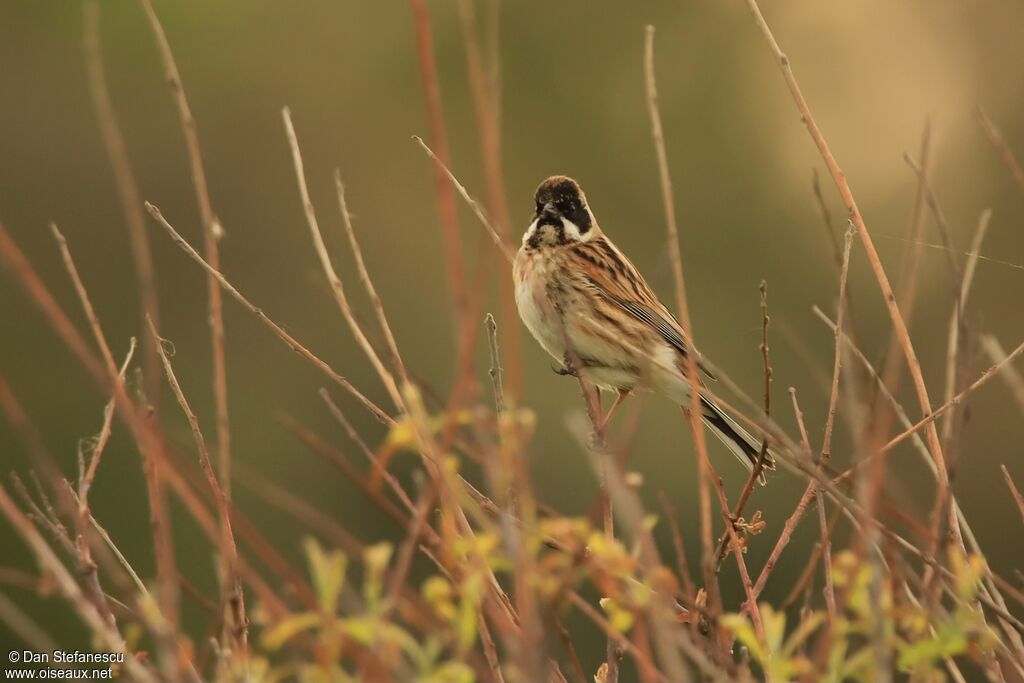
(553, 353), (578, 377)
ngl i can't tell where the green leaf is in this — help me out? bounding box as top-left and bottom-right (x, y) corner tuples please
(261, 611), (321, 650)
(303, 538), (347, 615)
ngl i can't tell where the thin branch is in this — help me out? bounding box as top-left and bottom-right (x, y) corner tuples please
(334, 170), (409, 385)
(982, 335), (1024, 413)
(0, 226), (181, 656)
(878, 337), (1024, 455)
(46, 223), (178, 638)
(413, 136), (514, 263)
(977, 107), (1024, 196)
(750, 389), (817, 599)
(408, 0), (471, 353)
(644, 25), (687, 323)
(149, 319), (247, 653)
(643, 27), (732, 643)
(455, 0), (524, 398)
(140, 0), (231, 500)
(714, 281), (772, 569)
(940, 209), (990, 449)
(484, 313), (506, 414)
(282, 107), (403, 413)
(51, 224), (118, 377)
(145, 202), (393, 425)
(82, 0), (161, 408)
(80, 339), (138, 505)
(0, 484), (158, 683)
(1002, 466), (1024, 525)
(741, 0), (954, 589)
(820, 216), (855, 456)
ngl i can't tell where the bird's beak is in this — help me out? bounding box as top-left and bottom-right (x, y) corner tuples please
(537, 202), (560, 226)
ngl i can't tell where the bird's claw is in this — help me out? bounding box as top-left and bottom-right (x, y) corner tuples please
(553, 353), (578, 377)
(552, 363), (577, 377)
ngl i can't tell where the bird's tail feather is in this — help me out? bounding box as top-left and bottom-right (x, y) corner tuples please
(698, 396), (775, 485)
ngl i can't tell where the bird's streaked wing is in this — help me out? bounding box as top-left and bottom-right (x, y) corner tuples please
(573, 237), (716, 381)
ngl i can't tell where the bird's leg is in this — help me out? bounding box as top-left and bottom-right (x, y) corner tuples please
(598, 389), (631, 432)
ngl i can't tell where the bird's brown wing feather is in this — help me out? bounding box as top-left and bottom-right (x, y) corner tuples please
(572, 237), (716, 381)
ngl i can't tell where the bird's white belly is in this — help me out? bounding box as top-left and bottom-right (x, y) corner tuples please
(514, 264), (566, 362)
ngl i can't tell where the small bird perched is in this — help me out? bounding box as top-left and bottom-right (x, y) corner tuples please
(513, 175), (774, 482)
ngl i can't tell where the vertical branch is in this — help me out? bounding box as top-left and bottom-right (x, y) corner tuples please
(0, 220), (180, 649)
(0, 486), (159, 683)
(816, 227), (853, 626)
(149, 319), (248, 655)
(644, 22), (717, 613)
(413, 137), (514, 262)
(51, 225), (119, 378)
(146, 203), (394, 425)
(644, 26), (687, 322)
(334, 171), (410, 385)
(1002, 466), (1024, 525)
(455, 0), (524, 398)
(940, 209), (990, 448)
(821, 227), (855, 461)
(139, 0), (231, 499)
(82, 0), (162, 410)
(714, 281), (772, 569)
(894, 121), (932, 328)
(409, 0), (474, 391)
(982, 336), (1024, 412)
(741, 0), (954, 566)
(645, 25), (765, 653)
(281, 108), (403, 411)
(484, 313), (506, 414)
(977, 107), (1024, 196)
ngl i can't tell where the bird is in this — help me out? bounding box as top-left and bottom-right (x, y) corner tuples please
(513, 175), (774, 482)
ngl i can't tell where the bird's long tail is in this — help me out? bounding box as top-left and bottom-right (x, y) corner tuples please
(698, 395), (775, 485)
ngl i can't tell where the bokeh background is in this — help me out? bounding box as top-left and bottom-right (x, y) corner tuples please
(2, 0), (1023, 666)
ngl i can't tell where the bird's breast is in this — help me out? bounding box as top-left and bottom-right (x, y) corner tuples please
(513, 247), (567, 361)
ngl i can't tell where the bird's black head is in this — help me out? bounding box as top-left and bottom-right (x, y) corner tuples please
(533, 176), (592, 232)
(524, 176), (593, 249)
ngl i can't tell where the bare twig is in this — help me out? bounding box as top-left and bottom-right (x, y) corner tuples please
(140, 0), (231, 499)
(878, 337), (1024, 455)
(51, 225), (118, 379)
(977, 107), (1024, 196)
(80, 339), (138, 505)
(455, 0), (523, 398)
(741, 0), (951, 550)
(814, 226), (853, 627)
(334, 171), (409, 384)
(982, 335), (1024, 412)
(282, 108), (403, 413)
(1002, 466), (1024, 525)
(939, 209), (990, 452)
(0, 484), (158, 683)
(0, 226), (181, 653)
(408, 0), (472, 366)
(714, 281), (772, 569)
(750, 389), (817, 599)
(149, 319), (247, 654)
(484, 314), (506, 414)
(145, 202), (393, 425)
(413, 136), (514, 262)
(643, 26), (724, 636)
(645, 31), (777, 664)
(83, 0), (161, 408)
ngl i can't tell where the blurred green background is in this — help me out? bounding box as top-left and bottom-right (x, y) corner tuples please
(1, 0), (1023, 667)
